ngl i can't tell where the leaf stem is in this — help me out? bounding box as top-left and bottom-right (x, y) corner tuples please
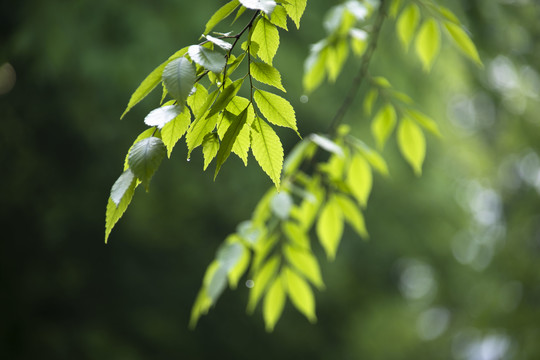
(326, 0), (388, 136)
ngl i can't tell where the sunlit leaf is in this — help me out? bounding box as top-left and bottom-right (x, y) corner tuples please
(363, 89), (378, 116)
(396, 3), (420, 51)
(189, 45), (226, 73)
(105, 178), (138, 243)
(250, 61), (286, 92)
(251, 116), (284, 188)
(202, 133), (220, 170)
(123, 128), (156, 171)
(270, 191), (293, 219)
(214, 106), (250, 178)
(128, 137), (167, 191)
(207, 78), (244, 118)
(263, 276), (286, 332)
(205, 35), (233, 51)
(110, 169), (136, 207)
(254, 89), (298, 135)
(284, 245), (325, 290)
(303, 44), (328, 93)
(284, 267), (317, 322)
(347, 153), (372, 208)
(316, 195), (344, 260)
(283, 0), (307, 29)
(247, 255), (280, 313)
(371, 103), (397, 149)
(350, 28), (368, 56)
(162, 57), (196, 105)
(252, 17), (280, 65)
(415, 18), (441, 72)
(269, 4), (288, 30)
(326, 39), (349, 82)
(282, 221), (311, 250)
(240, 0), (277, 17)
(444, 22), (482, 66)
(397, 117), (426, 176)
(335, 194), (368, 239)
(407, 109), (441, 137)
(309, 134), (344, 156)
(144, 105), (182, 129)
(161, 107), (191, 158)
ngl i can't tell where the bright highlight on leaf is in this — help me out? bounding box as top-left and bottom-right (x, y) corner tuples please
(239, 0), (277, 17)
(105, 179), (137, 243)
(188, 45), (226, 73)
(128, 137), (167, 191)
(162, 57), (196, 104)
(397, 117), (426, 176)
(110, 169), (136, 207)
(144, 105), (182, 129)
(415, 18), (441, 72)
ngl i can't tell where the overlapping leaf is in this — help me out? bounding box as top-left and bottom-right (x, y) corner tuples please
(251, 116), (284, 189)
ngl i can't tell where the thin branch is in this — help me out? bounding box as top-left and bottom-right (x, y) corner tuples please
(326, 0), (388, 136)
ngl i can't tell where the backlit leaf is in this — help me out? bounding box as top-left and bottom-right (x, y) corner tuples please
(335, 194), (368, 239)
(123, 128), (156, 171)
(207, 78), (244, 118)
(239, 0), (277, 17)
(284, 245), (325, 290)
(162, 57), (196, 104)
(251, 116), (284, 189)
(161, 107), (191, 157)
(347, 153), (372, 208)
(444, 22), (482, 66)
(247, 255), (280, 313)
(407, 109), (441, 137)
(284, 267), (317, 322)
(250, 61), (286, 92)
(396, 3), (420, 51)
(252, 17), (280, 65)
(254, 89), (298, 135)
(415, 18), (441, 71)
(188, 45), (226, 73)
(397, 117), (426, 176)
(217, 109), (252, 165)
(105, 177), (137, 243)
(204, 0), (240, 35)
(326, 39), (349, 82)
(363, 89), (378, 116)
(269, 4), (288, 30)
(283, 0), (307, 29)
(144, 105), (182, 129)
(282, 221), (310, 250)
(202, 133), (220, 170)
(316, 195), (344, 260)
(214, 107), (250, 178)
(371, 104), (397, 149)
(128, 137), (167, 191)
(263, 276), (286, 332)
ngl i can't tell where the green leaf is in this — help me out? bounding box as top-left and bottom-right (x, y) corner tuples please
(188, 45), (226, 73)
(389, 0), (403, 18)
(105, 178), (137, 243)
(335, 194), (368, 239)
(346, 153), (372, 208)
(227, 238), (251, 288)
(110, 169), (136, 207)
(186, 90), (219, 156)
(371, 104), (397, 149)
(396, 3), (420, 51)
(397, 117), (426, 176)
(407, 109), (441, 137)
(283, 139), (316, 176)
(254, 89), (298, 135)
(437, 5), (460, 24)
(202, 133), (220, 170)
(415, 18), (441, 72)
(204, 0), (240, 35)
(189, 288), (213, 329)
(128, 137), (167, 191)
(284, 245), (325, 290)
(214, 107), (250, 178)
(326, 39), (349, 82)
(303, 42), (328, 94)
(252, 17), (280, 65)
(349, 139), (389, 176)
(207, 264), (228, 302)
(284, 267), (317, 322)
(263, 276), (286, 332)
(123, 128), (156, 171)
(120, 48), (188, 119)
(269, 4), (288, 30)
(316, 195), (344, 260)
(162, 57), (196, 104)
(247, 255), (280, 313)
(350, 28), (368, 56)
(363, 89), (378, 116)
(282, 221), (310, 250)
(251, 116), (284, 189)
(443, 22), (482, 66)
(239, 0), (277, 17)
(207, 78), (244, 118)
(283, 0), (307, 29)
(144, 105), (182, 129)
(161, 107), (191, 158)
(250, 61), (286, 92)
(217, 110), (252, 165)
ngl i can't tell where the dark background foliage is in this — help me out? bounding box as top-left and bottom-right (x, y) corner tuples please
(1, 0), (539, 359)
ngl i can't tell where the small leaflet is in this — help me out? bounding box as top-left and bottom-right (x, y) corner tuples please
(415, 18), (441, 71)
(397, 117), (426, 176)
(263, 276), (286, 331)
(396, 3), (420, 51)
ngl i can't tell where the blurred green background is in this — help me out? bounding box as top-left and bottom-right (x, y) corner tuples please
(2, 0), (540, 359)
